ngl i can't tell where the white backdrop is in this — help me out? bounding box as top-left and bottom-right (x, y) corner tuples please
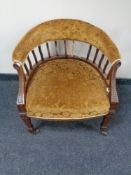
(0, 0), (131, 78)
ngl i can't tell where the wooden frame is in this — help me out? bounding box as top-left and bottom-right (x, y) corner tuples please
(13, 39), (121, 135)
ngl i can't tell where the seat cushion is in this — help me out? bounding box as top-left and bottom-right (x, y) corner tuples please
(26, 58), (110, 120)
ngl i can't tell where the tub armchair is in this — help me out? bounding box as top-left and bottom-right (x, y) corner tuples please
(13, 19), (121, 135)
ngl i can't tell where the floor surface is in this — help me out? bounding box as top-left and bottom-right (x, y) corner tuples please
(0, 80), (131, 175)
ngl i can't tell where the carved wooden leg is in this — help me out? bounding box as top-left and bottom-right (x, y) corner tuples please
(21, 114), (40, 134)
(100, 113), (112, 136)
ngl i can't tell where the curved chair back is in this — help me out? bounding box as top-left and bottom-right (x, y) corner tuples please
(13, 19), (121, 85)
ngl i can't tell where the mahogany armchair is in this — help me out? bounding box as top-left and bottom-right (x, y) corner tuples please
(13, 19), (121, 135)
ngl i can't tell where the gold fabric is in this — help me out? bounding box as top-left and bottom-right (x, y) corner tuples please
(13, 19), (120, 63)
(26, 59), (110, 120)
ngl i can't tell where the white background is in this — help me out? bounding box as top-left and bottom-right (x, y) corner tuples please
(0, 0), (131, 78)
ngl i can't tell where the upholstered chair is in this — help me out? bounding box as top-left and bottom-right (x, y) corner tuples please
(13, 19), (121, 135)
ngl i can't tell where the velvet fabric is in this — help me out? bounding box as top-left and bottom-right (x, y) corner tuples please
(13, 19), (120, 63)
(26, 59), (110, 120)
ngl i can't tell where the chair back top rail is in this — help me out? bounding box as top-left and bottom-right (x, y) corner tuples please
(12, 19), (121, 63)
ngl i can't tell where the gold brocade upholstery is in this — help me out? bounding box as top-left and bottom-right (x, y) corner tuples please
(26, 59), (110, 120)
(13, 19), (120, 63)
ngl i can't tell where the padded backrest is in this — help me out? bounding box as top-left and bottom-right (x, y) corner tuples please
(13, 19), (120, 63)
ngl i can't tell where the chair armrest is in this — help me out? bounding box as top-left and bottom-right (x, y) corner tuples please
(108, 60), (121, 112)
(13, 62), (26, 112)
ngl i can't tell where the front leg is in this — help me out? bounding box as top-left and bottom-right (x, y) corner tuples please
(100, 113), (112, 136)
(101, 60), (121, 136)
(21, 114), (40, 134)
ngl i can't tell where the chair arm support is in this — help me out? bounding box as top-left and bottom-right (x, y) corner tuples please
(108, 60), (121, 112)
(13, 62), (26, 112)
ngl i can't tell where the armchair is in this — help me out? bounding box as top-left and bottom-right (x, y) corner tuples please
(13, 19), (121, 135)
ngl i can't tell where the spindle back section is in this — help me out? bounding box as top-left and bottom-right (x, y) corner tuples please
(22, 40), (112, 82)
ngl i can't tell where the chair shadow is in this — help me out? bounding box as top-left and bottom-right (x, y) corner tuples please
(33, 119), (101, 132)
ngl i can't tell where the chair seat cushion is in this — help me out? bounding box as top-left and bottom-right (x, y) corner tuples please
(26, 58), (110, 120)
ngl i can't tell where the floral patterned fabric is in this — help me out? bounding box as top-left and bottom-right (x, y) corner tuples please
(26, 59), (110, 120)
(13, 19), (120, 63)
